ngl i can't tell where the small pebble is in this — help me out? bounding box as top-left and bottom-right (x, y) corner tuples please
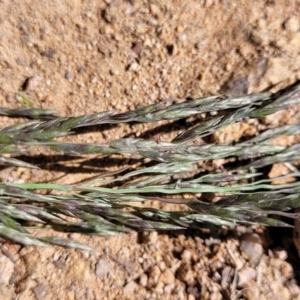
(273, 248), (288, 261)
(176, 263), (195, 286)
(78, 66), (85, 73)
(164, 283), (175, 293)
(149, 265), (161, 285)
(6, 94), (15, 102)
(181, 249), (192, 263)
(95, 259), (111, 278)
(128, 61), (140, 72)
(65, 71), (73, 81)
(221, 266), (233, 289)
(41, 49), (56, 58)
(238, 267), (256, 288)
(132, 41), (143, 56)
(85, 11), (92, 18)
(281, 261), (293, 278)
(158, 260), (166, 272)
(139, 273), (148, 287)
(53, 253), (67, 269)
(159, 268), (175, 285)
(0, 254), (14, 284)
(240, 233), (264, 265)
(123, 281), (137, 295)
(33, 284), (47, 300)
(221, 77), (249, 97)
(284, 16), (300, 32)
(150, 4), (160, 16)
(155, 281), (164, 294)
(24, 75), (42, 91)
(242, 281), (260, 299)
(16, 58), (27, 66)
(210, 292), (223, 300)
(141, 231), (158, 244)
(205, 237), (221, 246)
(110, 68), (119, 76)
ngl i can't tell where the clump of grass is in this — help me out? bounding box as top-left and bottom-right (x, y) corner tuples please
(0, 81), (300, 250)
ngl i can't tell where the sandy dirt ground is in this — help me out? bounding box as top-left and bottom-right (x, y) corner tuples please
(1, 0), (300, 299)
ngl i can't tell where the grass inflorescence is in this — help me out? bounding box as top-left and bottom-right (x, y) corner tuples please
(0, 81), (300, 250)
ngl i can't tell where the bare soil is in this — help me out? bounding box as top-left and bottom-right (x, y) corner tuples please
(1, 1), (300, 299)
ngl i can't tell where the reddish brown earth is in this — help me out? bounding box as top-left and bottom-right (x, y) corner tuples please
(0, 1), (300, 299)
